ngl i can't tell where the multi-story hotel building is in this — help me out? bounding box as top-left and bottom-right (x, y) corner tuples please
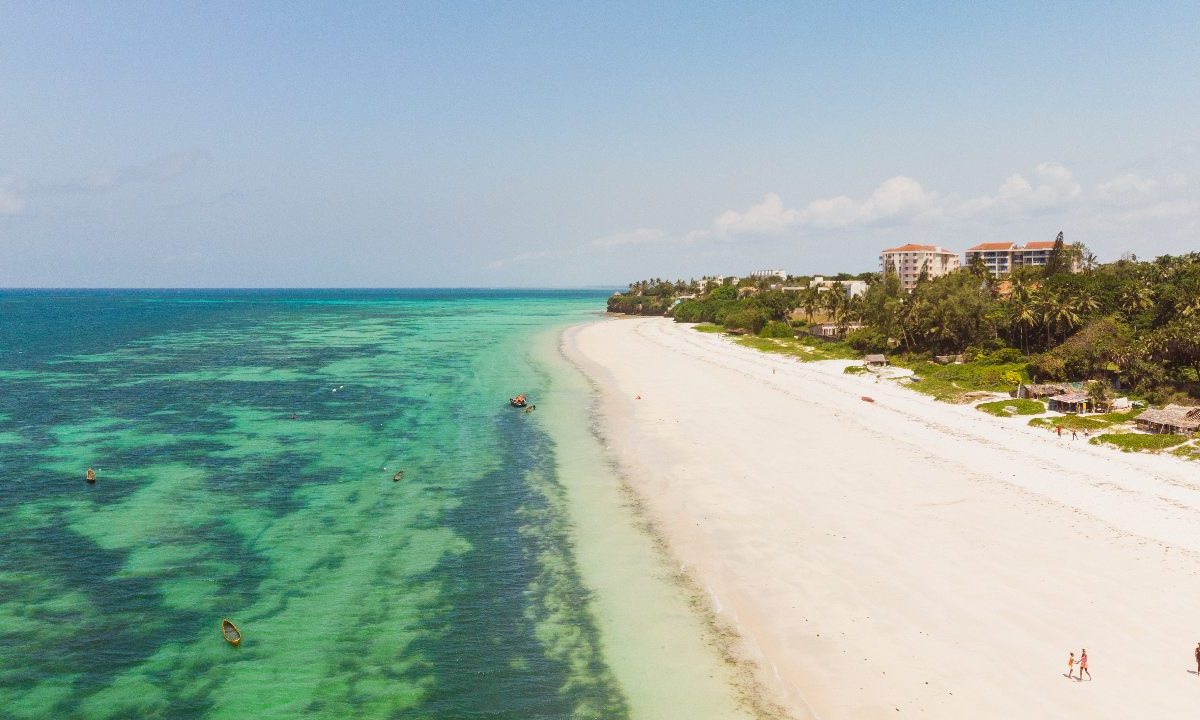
(879, 244), (960, 291)
(964, 241), (1079, 277)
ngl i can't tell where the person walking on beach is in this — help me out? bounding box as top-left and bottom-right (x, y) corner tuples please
(1078, 649), (1091, 680)
(1067, 651), (1076, 679)
(1194, 642), (1199, 674)
(1072, 429), (1078, 440)
(1056, 425), (1063, 437)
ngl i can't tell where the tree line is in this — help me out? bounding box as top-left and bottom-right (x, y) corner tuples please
(607, 242), (1200, 400)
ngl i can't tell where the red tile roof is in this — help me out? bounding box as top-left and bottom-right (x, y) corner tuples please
(1023, 241), (1057, 249)
(966, 242), (1017, 251)
(881, 243), (943, 253)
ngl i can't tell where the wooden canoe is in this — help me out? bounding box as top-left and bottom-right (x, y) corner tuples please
(861, 396), (875, 403)
(221, 619), (242, 646)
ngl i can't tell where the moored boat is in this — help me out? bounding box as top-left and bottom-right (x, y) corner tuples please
(509, 393), (528, 407)
(221, 619), (242, 646)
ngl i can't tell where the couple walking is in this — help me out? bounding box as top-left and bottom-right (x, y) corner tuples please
(1067, 649), (1090, 681)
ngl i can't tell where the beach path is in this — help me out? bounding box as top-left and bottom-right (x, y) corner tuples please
(566, 316), (1200, 720)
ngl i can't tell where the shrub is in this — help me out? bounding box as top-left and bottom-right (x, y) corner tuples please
(846, 327), (889, 353)
(977, 347), (1026, 365)
(844, 365), (868, 375)
(1027, 353), (1067, 381)
(759, 321), (795, 338)
(723, 308), (767, 334)
(1089, 433), (1187, 452)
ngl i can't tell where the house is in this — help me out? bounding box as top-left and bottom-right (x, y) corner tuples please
(748, 269), (786, 279)
(879, 245), (960, 291)
(864, 354), (888, 368)
(1017, 383), (1073, 399)
(1047, 391), (1094, 414)
(1135, 405), (1200, 435)
(807, 321), (864, 339)
(808, 276), (868, 299)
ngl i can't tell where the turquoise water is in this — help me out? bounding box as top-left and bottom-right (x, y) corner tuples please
(0, 289), (635, 719)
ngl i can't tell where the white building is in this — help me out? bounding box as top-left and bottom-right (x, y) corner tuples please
(809, 276), (868, 299)
(748, 269), (787, 279)
(880, 244), (960, 291)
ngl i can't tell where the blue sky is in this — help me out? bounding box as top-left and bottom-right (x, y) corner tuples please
(2, 1), (1198, 286)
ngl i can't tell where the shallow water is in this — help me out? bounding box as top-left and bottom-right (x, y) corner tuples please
(0, 290), (633, 719)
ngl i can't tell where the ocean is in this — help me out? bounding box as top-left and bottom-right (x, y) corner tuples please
(0, 290), (749, 720)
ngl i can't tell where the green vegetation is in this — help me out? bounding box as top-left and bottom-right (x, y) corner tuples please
(733, 335), (857, 362)
(1171, 444), (1200, 461)
(1089, 433), (1188, 452)
(897, 359), (1029, 403)
(976, 398), (1045, 416)
(843, 365), (868, 375)
(612, 243), (1200, 404)
(693, 323), (724, 334)
(1028, 410), (1139, 431)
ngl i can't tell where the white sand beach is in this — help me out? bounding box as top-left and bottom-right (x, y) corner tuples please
(565, 316), (1200, 720)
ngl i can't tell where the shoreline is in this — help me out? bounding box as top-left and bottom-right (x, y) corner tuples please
(567, 315), (1200, 719)
(528, 323), (760, 720)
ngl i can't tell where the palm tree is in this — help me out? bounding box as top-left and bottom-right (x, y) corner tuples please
(801, 286), (822, 322)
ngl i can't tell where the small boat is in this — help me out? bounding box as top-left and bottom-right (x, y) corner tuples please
(510, 394), (528, 408)
(861, 396), (875, 403)
(85, 468), (96, 484)
(523, 404), (536, 414)
(221, 619), (242, 646)
(392, 470), (405, 481)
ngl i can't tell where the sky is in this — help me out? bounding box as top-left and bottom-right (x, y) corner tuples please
(2, 1), (1199, 287)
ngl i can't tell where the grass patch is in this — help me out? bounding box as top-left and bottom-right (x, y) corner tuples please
(1028, 409), (1139, 431)
(693, 323), (724, 333)
(733, 335), (858, 362)
(1171, 443), (1200, 461)
(843, 365), (868, 375)
(1089, 433), (1187, 452)
(976, 399), (1045, 416)
(894, 360), (1028, 403)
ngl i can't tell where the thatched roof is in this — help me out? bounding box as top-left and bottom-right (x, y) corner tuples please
(1023, 383), (1072, 396)
(1136, 404), (1200, 431)
(1050, 392), (1091, 404)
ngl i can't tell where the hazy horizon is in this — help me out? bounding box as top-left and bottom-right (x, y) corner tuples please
(3, 2), (1198, 287)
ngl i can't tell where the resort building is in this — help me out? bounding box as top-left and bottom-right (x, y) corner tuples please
(748, 269), (787, 279)
(964, 241), (1081, 277)
(879, 244), (960, 291)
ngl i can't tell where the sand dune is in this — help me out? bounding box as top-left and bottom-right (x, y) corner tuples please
(565, 316), (1200, 720)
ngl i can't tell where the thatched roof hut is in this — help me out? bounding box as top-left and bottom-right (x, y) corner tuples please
(1135, 405), (1200, 434)
(864, 354), (888, 367)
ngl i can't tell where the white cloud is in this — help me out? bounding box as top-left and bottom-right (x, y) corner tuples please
(714, 192), (799, 236)
(0, 177), (26, 215)
(1095, 173), (1158, 205)
(798, 176), (938, 228)
(588, 160), (1200, 262)
(956, 162), (1082, 217)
